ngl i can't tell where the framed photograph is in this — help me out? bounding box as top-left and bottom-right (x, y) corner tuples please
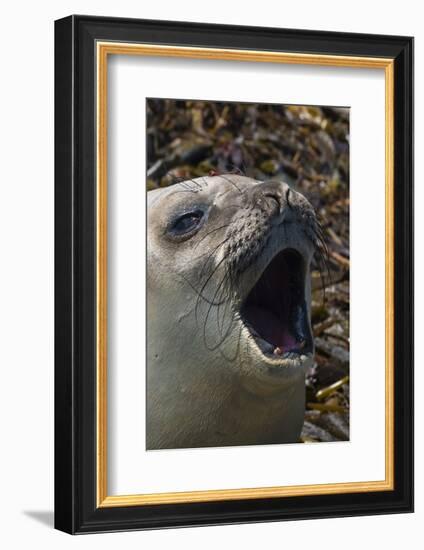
(54, 15), (413, 534)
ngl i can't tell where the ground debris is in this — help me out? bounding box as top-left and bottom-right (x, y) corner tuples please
(147, 99), (350, 443)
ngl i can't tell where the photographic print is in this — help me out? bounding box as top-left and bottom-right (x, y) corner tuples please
(146, 98), (350, 450)
(55, 17), (413, 533)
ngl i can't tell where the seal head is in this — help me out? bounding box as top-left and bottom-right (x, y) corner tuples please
(147, 175), (320, 449)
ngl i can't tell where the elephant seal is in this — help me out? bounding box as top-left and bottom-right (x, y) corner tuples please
(147, 175), (322, 450)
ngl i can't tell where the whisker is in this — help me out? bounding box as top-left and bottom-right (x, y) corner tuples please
(219, 174), (244, 194)
(193, 224), (231, 250)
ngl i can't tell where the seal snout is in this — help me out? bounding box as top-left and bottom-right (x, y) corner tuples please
(252, 180), (291, 217)
(219, 179), (315, 370)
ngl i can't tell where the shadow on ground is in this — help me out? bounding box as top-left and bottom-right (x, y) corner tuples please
(23, 510), (54, 528)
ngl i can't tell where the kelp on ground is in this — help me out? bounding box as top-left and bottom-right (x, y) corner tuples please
(147, 99), (350, 442)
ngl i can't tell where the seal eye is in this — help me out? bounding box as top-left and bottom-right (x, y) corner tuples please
(169, 210), (204, 238)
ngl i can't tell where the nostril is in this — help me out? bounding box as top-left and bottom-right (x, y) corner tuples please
(285, 186), (292, 208)
(264, 193), (281, 212)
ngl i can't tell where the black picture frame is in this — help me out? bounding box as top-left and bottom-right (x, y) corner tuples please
(55, 15), (414, 534)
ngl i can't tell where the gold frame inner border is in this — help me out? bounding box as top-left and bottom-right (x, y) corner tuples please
(96, 41), (395, 508)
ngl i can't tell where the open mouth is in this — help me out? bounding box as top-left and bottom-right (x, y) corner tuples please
(240, 248), (313, 361)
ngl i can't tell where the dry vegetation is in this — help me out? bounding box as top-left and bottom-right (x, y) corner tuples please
(147, 99), (350, 442)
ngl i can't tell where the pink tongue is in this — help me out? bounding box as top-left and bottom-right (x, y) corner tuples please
(248, 305), (298, 353)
